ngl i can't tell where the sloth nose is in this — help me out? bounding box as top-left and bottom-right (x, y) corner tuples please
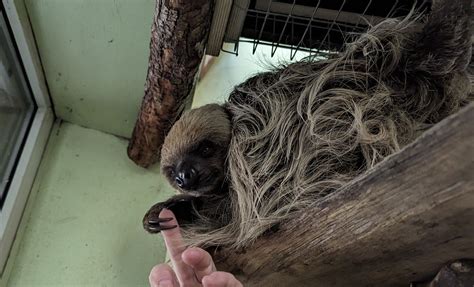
(175, 166), (197, 189)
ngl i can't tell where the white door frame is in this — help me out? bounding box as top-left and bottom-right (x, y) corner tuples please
(0, 0), (54, 276)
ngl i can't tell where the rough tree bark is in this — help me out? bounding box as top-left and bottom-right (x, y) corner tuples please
(128, 0), (214, 167)
(212, 104), (474, 287)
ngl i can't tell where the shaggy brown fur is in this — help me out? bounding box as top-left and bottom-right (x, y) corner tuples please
(144, 0), (472, 249)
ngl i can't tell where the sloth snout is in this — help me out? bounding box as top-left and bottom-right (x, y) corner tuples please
(175, 165), (197, 189)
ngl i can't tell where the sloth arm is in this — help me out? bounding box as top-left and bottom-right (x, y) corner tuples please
(143, 190), (232, 234)
(143, 194), (205, 233)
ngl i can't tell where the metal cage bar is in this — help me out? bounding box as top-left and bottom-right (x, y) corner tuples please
(221, 0), (431, 58)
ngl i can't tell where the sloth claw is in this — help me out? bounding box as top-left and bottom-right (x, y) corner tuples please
(145, 217), (177, 233)
(144, 195), (198, 233)
(148, 217), (173, 224)
(146, 224), (160, 232)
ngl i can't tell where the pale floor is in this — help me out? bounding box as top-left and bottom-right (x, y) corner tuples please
(6, 121), (174, 286)
(3, 43), (309, 286)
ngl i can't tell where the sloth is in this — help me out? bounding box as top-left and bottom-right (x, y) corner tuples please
(143, 0), (472, 248)
(142, 105), (233, 233)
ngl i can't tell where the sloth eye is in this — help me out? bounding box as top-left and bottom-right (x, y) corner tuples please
(201, 146), (211, 156)
(199, 141), (214, 157)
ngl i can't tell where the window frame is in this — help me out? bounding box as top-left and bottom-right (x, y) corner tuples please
(0, 0), (54, 276)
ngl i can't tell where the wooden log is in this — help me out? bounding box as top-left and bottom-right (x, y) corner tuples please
(214, 103), (474, 287)
(127, 0), (213, 167)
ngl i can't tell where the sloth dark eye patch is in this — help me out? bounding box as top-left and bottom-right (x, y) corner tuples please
(188, 140), (218, 158)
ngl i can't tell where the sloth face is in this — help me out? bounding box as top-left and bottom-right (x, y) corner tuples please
(162, 139), (228, 194)
(160, 104), (231, 195)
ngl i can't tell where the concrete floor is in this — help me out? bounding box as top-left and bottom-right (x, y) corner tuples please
(6, 121), (174, 286)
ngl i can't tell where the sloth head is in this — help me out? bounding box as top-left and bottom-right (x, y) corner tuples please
(160, 104), (231, 195)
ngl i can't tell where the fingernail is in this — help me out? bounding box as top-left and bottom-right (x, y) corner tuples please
(185, 248), (200, 258)
(158, 280), (173, 287)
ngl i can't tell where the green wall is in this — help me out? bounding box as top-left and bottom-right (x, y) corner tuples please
(25, 0), (154, 138)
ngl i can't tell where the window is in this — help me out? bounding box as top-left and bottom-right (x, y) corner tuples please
(0, 11), (36, 203)
(0, 0), (53, 276)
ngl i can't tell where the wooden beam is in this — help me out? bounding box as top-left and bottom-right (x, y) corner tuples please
(214, 103), (474, 287)
(224, 0), (250, 43)
(205, 0), (233, 56)
(127, 0), (213, 167)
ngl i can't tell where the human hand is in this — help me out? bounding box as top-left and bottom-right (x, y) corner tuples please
(148, 208), (243, 287)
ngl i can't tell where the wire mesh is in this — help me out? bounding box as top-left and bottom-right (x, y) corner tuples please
(222, 0), (431, 59)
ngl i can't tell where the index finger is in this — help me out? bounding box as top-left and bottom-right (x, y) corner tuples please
(159, 208), (197, 285)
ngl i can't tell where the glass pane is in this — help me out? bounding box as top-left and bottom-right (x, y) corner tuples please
(0, 11), (35, 203)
